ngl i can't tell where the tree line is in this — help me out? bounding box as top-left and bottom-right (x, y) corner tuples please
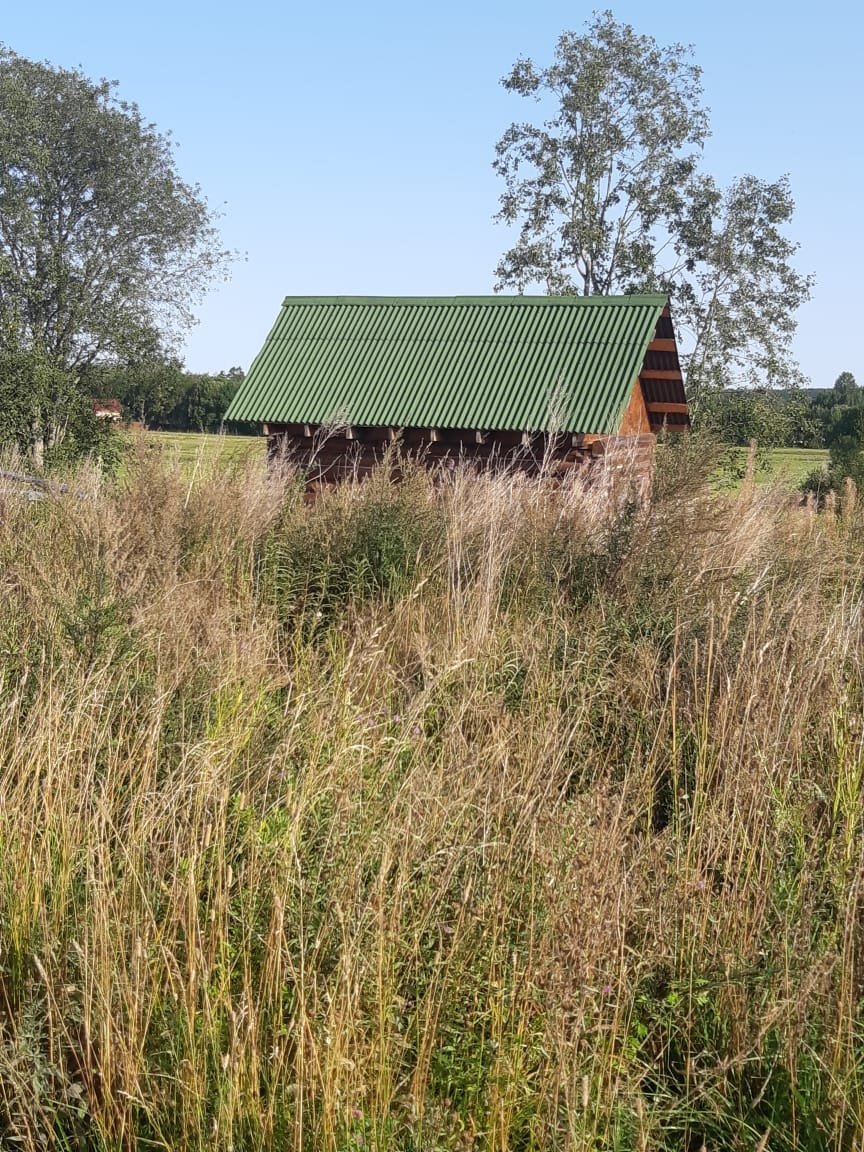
(701, 373), (859, 450)
(83, 361), (252, 433)
(699, 373), (864, 493)
(0, 344), (252, 467)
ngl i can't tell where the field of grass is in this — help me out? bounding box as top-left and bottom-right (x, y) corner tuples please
(723, 444), (828, 485)
(0, 444), (862, 1150)
(129, 428), (265, 469)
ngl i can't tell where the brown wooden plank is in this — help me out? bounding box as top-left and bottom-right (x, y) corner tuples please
(640, 369), (685, 380)
(645, 402), (689, 415)
(646, 339), (677, 353)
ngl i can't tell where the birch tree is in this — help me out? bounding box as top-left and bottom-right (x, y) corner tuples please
(494, 12), (811, 402)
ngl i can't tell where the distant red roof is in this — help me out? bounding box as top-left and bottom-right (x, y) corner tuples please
(92, 399), (122, 419)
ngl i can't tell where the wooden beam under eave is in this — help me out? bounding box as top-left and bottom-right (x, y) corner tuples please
(646, 402), (689, 416)
(640, 369), (685, 381)
(646, 339), (677, 353)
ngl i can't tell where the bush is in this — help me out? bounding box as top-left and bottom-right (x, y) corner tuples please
(258, 462), (443, 628)
(0, 347), (124, 472)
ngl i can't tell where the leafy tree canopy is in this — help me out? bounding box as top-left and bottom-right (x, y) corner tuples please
(832, 371), (858, 406)
(0, 46), (231, 373)
(494, 12), (812, 405)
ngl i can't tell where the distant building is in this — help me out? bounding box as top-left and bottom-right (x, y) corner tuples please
(92, 399), (123, 421)
(225, 295), (688, 487)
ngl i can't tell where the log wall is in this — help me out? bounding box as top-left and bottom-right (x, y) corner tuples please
(265, 423), (655, 498)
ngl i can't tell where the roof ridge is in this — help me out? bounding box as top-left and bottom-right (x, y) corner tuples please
(279, 294), (668, 307)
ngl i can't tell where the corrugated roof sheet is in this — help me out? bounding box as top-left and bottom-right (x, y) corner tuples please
(225, 295), (668, 435)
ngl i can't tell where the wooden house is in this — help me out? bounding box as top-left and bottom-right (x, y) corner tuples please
(224, 295), (688, 486)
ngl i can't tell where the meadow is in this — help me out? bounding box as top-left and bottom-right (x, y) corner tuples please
(0, 439), (861, 1151)
(129, 429), (265, 470)
(721, 446), (828, 486)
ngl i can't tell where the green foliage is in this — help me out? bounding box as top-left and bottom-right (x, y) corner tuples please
(494, 11), (708, 297)
(698, 385), (824, 448)
(258, 468), (443, 629)
(826, 406), (864, 483)
(494, 12), (811, 406)
(798, 380), (864, 497)
(833, 370), (859, 407)
(674, 174), (812, 400)
(0, 45), (232, 371)
(84, 360), (250, 432)
(0, 345), (123, 470)
(0, 346), (69, 454)
(171, 370), (244, 432)
(624, 970), (837, 1152)
(85, 356), (187, 427)
(0, 46), (232, 466)
(59, 569), (132, 668)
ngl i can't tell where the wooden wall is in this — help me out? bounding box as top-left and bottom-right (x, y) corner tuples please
(265, 421), (655, 496)
(618, 379), (652, 436)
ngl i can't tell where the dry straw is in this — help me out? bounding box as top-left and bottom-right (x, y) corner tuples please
(0, 440), (861, 1151)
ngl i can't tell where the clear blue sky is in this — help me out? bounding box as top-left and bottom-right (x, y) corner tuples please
(4, 0), (861, 386)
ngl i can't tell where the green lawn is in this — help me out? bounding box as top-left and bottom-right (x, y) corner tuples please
(129, 430), (266, 468)
(722, 445), (828, 485)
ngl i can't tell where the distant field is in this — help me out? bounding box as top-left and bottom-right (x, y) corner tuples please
(722, 445), (828, 485)
(129, 429), (266, 468)
(734, 445), (828, 482)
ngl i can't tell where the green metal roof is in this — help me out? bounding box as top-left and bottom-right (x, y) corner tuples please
(225, 295), (667, 435)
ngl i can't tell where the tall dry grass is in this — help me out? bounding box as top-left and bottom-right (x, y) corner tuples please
(0, 439), (863, 1151)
